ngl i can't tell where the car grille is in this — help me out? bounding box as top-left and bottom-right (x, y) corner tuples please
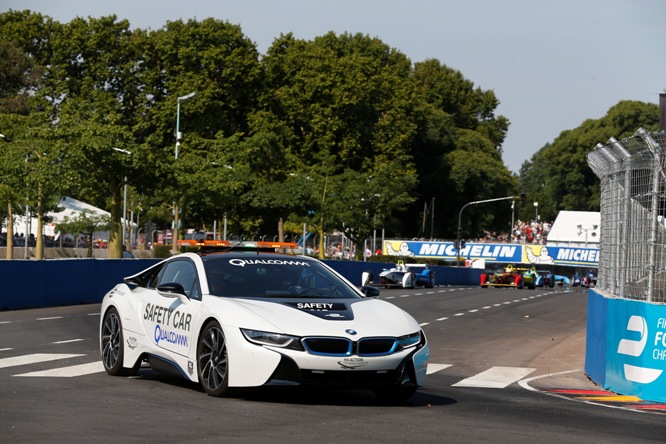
(302, 337), (398, 357)
(300, 369), (399, 386)
(267, 354), (403, 387)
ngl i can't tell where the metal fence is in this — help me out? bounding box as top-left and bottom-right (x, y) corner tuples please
(587, 128), (666, 303)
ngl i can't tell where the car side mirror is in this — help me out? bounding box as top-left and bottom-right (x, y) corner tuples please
(361, 285), (380, 298)
(156, 282), (189, 303)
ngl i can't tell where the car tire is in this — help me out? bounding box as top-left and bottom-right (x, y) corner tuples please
(197, 320), (233, 397)
(374, 363), (418, 403)
(427, 272), (435, 288)
(516, 275), (524, 289)
(101, 307), (139, 376)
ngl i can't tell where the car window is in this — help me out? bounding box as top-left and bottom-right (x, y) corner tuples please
(156, 259), (201, 300)
(204, 255), (361, 299)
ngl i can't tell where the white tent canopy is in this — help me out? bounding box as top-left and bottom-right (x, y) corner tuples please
(547, 210), (600, 247)
(12, 196), (134, 239)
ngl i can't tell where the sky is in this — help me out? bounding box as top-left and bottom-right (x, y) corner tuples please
(3, 0), (665, 173)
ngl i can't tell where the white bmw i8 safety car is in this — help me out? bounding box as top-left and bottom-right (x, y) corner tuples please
(100, 242), (429, 401)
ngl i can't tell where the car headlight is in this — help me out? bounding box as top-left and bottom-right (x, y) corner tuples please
(241, 329), (304, 351)
(397, 331), (423, 350)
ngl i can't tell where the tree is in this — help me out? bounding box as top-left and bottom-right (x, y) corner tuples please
(257, 32), (420, 243)
(0, 35), (40, 259)
(0, 34), (49, 259)
(519, 100), (660, 219)
(56, 210), (111, 258)
(0, 114), (29, 259)
(405, 59), (514, 239)
(444, 129), (518, 238)
(327, 159), (418, 260)
(138, 18), (262, 245)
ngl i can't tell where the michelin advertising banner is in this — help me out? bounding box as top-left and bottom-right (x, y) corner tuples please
(383, 240), (598, 267)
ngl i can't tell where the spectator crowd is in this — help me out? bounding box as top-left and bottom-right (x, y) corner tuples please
(477, 220), (551, 245)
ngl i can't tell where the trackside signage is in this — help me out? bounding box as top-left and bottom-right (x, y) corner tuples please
(383, 240), (599, 267)
(603, 297), (666, 402)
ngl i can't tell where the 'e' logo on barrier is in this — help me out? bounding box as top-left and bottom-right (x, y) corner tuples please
(617, 315), (663, 384)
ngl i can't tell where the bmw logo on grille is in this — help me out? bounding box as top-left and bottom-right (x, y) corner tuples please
(345, 329), (357, 335)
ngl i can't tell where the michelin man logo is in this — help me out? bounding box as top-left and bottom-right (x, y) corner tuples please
(617, 315), (663, 384)
(385, 241), (415, 257)
(525, 246), (554, 264)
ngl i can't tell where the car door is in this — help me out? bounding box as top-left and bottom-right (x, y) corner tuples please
(140, 258), (202, 358)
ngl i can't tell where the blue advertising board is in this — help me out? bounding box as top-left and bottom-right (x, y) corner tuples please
(603, 297), (666, 402)
(383, 240), (599, 267)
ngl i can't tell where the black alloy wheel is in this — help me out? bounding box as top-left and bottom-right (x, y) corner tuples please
(197, 321), (233, 397)
(101, 307), (139, 376)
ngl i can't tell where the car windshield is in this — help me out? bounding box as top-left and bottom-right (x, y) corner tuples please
(203, 254), (363, 299)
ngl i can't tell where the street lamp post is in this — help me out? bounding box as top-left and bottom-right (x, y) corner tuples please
(172, 92), (197, 253)
(510, 200), (515, 241)
(457, 195), (522, 266)
(534, 201), (539, 222)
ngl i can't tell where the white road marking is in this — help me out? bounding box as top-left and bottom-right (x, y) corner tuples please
(426, 363), (452, 375)
(419, 322), (430, 326)
(36, 316), (63, 321)
(52, 339), (86, 344)
(0, 353), (85, 369)
(452, 366), (536, 388)
(15, 361), (105, 378)
(436, 317), (448, 321)
(454, 313), (465, 317)
(0, 321), (12, 324)
(0, 348), (14, 352)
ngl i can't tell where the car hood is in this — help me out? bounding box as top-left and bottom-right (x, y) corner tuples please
(211, 297), (420, 337)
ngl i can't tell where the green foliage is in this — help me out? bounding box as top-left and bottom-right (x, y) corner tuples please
(4, 9), (653, 260)
(152, 244), (172, 258)
(407, 59), (514, 239)
(56, 210), (110, 258)
(519, 100), (660, 221)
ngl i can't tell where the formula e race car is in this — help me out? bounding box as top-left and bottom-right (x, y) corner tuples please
(100, 241), (429, 401)
(362, 261), (436, 289)
(480, 265), (537, 289)
(583, 270), (597, 287)
(535, 270), (555, 288)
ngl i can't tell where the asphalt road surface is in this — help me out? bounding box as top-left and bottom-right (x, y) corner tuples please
(1, 285), (665, 443)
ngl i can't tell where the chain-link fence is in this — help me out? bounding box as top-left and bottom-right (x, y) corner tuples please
(588, 129), (666, 303)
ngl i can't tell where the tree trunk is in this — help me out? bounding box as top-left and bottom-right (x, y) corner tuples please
(36, 211), (44, 259)
(87, 231), (93, 258)
(108, 184), (123, 259)
(318, 218), (325, 259)
(6, 202), (13, 259)
(278, 217), (284, 242)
